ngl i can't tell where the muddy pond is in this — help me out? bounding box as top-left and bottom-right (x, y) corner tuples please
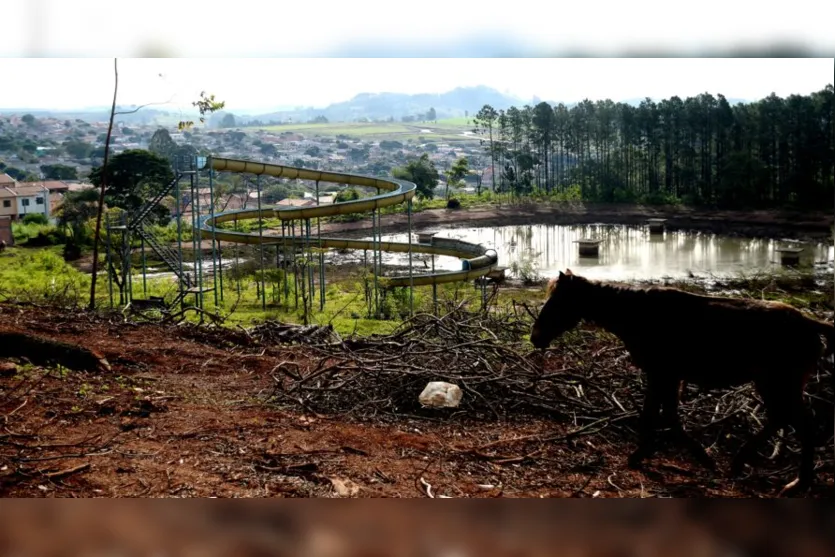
(141, 223), (834, 285)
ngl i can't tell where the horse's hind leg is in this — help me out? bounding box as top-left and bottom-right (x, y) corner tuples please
(778, 394), (816, 497)
(627, 374), (665, 469)
(731, 378), (790, 477)
(731, 420), (781, 477)
(733, 375), (815, 496)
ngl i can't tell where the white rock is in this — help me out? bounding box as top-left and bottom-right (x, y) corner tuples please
(329, 477), (360, 497)
(418, 381), (463, 408)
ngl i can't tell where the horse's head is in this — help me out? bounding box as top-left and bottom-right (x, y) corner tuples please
(530, 269), (587, 349)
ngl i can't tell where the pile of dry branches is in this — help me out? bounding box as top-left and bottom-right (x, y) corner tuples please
(170, 319), (343, 349)
(266, 306), (645, 427)
(248, 321), (342, 346)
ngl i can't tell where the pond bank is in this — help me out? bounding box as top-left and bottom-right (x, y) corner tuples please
(320, 202), (835, 243)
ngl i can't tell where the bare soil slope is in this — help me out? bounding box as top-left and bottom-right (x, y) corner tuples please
(1, 302), (832, 498)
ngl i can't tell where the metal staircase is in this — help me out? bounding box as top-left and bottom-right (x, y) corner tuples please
(136, 225), (193, 289)
(127, 173), (181, 230)
(102, 156), (219, 311)
(124, 158), (201, 306)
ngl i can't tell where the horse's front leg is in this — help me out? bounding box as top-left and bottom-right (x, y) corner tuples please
(627, 373), (664, 469)
(660, 380), (716, 471)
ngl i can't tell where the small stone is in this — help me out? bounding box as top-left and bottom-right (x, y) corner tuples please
(330, 477), (360, 497)
(419, 381), (463, 408)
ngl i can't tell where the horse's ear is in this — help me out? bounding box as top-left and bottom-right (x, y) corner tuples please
(565, 268), (573, 276)
(558, 271), (565, 280)
(546, 276), (558, 296)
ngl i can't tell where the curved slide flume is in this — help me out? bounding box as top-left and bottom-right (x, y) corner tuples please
(197, 157), (499, 287)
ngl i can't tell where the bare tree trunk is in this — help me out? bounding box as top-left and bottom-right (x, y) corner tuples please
(88, 58), (119, 310)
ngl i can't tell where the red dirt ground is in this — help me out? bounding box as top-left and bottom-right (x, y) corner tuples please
(1, 303), (832, 498)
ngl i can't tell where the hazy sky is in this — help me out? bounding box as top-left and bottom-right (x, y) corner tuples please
(0, 58), (832, 113)
(5, 1), (835, 58)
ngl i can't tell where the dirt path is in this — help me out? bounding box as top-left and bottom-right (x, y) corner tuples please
(1, 303), (832, 498)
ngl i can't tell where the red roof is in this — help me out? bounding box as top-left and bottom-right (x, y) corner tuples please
(21, 180), (70, 192)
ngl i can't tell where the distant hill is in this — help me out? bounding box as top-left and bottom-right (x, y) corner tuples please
(241, 89), (754, 125)
(0, 87), (525, 127)
(0, 88), (755, 127)
(243, 86), (527, 124)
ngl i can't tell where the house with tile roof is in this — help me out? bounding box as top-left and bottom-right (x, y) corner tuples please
(0, 183), (51, 222)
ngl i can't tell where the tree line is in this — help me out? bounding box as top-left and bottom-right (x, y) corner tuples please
(472, 86), (834, 209)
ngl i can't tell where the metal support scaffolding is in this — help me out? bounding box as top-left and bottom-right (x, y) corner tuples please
(209, 158), (219, 308)
(373, 207), (380, 318)
(407, 198), (414, 315)
(234, 216), (241, 298)
(107, 155), (498, 326)
(175, 168), (185, 307)
(315, 180), (325, 311)
(432, 254), (437, 316)
(140, 235), (147, 297)
(191, 169), (202, 309)
(218, 239), (224, 302)
(256, 174), (266, 310)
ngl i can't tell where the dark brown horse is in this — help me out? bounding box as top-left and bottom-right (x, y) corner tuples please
(530, 269), (834, 496)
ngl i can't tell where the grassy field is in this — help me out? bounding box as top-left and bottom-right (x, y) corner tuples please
(3, 238), (832, 335)
(0, 242), (516, 337)
(258, 118), (479, 142)
(4, 213), (830, 339)
(433, 117), (473, 127)
(260, 122), (412, 136)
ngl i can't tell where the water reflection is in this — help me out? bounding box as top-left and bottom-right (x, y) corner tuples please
(373, 224), (835, 281)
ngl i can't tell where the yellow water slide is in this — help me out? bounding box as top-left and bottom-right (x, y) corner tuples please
(197, 157), (499, 287)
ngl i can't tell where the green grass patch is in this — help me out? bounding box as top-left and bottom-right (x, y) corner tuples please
(0, 246), (91, 305)
(12, 222), (62, 245)
(259, 122), (414, 137)
(432, 117), (474, 127)
(397, 133), (475, 143)
(3, 233), (829, 341)
(257, 119), (477, 142)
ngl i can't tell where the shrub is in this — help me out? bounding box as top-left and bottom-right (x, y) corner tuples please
(510, 250), (542, 285)
(12, 222), (64, 246)
(27, 227), (65, 247)
(23, 213), (49, 225)
(335, 188), (360, 203)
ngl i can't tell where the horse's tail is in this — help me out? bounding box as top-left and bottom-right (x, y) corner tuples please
(812, 318), (835, 357)
(809, 318), (835, 399)
(830, 323), (835, 486)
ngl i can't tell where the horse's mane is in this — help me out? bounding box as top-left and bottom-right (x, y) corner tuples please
(547, 273), (725, 308)
(553, 275), (650, 294)
(586, 279), (745, 313)
(554, 275), (715, 304)
(588, 278), (708, 299)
